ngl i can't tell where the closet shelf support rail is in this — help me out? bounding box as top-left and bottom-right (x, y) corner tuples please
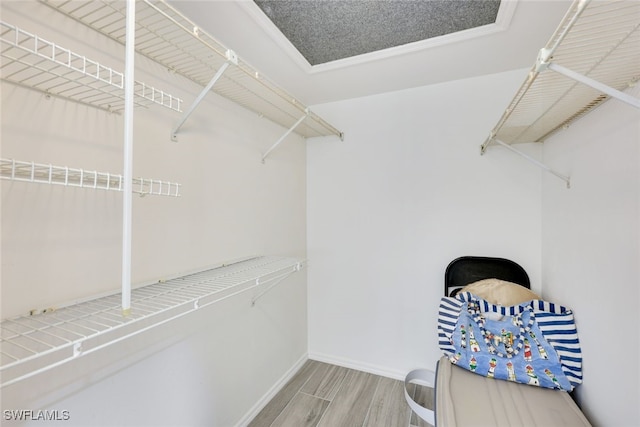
(262, 109), (309, 163)
(483, 139), (571, 188)
(171, 50), (237, 142)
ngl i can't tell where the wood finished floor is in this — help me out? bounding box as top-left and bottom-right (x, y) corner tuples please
(248, 360), (434, 427)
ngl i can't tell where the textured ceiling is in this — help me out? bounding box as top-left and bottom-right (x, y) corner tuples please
(253, 0), (501, 65)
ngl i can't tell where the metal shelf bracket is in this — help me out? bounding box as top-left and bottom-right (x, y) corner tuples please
(171, 49), (238, 142)
(262, 109), (309, 163)
(251, 261), (302, 306)
(482, 138), (571, 188)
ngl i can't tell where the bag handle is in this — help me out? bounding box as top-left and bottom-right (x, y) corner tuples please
(404, 368), (435, 425)
(467, 299), (535, 358)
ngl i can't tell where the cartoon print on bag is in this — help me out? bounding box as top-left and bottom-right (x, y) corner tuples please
(460, 324), (467, 348)
(439, 295), (581, 392)
(469, 325), (481, 352)
(484, 329), (508, 353)
(501, 328), (514, 354)
(487, 358), (497, 378)
(544, 369), (560, 388)
(525, 364), (539, 386)
(450, 352), (462, 365)
(506, 361), (516, 381)
(529, 331), (549, 359)
(523, 338), (532, 362)
(483, 330), (497, 354)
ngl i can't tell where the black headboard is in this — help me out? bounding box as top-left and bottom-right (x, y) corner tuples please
(445, 256), (530, 297)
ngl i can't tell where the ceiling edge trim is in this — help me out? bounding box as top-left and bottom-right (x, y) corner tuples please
(238, 0), (518, 75)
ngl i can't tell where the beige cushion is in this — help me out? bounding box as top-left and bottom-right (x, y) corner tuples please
(460, 278), (540, 306)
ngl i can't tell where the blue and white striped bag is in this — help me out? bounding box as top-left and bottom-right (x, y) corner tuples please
(438, 292), (582, 391)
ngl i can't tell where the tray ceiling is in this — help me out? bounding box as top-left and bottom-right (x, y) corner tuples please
(167, 1), (573, 105)
(253, 0), (502, 66)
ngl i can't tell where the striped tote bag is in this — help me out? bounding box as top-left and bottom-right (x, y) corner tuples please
(438, 292), (582, 391)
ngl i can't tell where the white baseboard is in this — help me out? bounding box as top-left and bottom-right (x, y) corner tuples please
(235, 353), (309, 427)
(235, 352), (415, 426)
(307, 351), (407, 381)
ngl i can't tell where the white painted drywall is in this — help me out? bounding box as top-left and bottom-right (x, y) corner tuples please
(6, 1), (636, 425)
(1, 2), (307, 425)
(541, 84), (640, 426)
(306, 68), (543, 378)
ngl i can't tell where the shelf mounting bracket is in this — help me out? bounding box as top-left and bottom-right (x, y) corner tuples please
(171, 50), (238, 142)
(487, 138), (571, 188)
(251, 262), (302, 306)
(262, 109), (309, 163)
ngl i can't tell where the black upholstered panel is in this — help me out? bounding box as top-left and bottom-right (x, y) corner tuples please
(445, 256), (530, 297)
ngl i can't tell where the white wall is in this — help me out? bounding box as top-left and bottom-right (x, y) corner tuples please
(1, 2), (307, 425)
(5, 2), (636, 425)
(307, 69), (543, 378)
(541, 85), (640, 426)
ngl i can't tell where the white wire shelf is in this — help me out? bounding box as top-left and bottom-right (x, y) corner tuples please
(0, 256), (304, 388)
(1, 158), (181, 197)
(0, 20), (183, 113)
(40, 0), (343, 140)
(483, 0), (640, 147)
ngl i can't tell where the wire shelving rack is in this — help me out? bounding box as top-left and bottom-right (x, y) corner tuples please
(0, 158), (182, 197)
(481, 0), (640, 187)
(0, 256), (304, 388)
(39, 0), (343, 142)
(0, 20), (182, 113)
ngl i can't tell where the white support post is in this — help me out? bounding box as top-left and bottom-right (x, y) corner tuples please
(547, 62), (640, 110)
(262, 109), (309, 163)
(171, 50), (237, 141)
(122, 0), (135, 316)
(492, 139), (571, 188)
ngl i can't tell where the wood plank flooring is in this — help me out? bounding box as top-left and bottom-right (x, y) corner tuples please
(248, 360), (434, 427)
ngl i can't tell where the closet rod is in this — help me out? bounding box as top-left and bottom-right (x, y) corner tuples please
(171, 51), (237, 142)
(487, 139), (571, 188)
(262, 109), (309, 163)
(121, 0), (135, 316)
